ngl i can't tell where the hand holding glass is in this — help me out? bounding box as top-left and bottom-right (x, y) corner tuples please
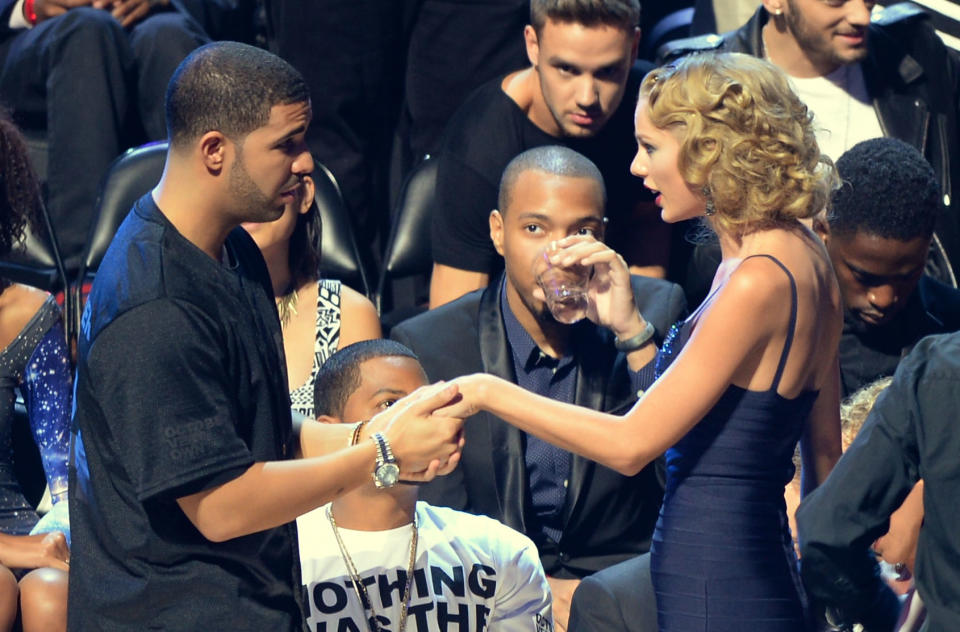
(533, 244), (591, 324)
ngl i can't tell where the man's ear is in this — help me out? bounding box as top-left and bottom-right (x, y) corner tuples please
(630, 27), (641, 62)
(524, 24), (540, 68)
(199, 131), (228, 175)
(490, 209), (505, 256)
(315, 414), (341, 425)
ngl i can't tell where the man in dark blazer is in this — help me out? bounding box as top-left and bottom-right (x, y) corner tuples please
(393, 145), (686, 631)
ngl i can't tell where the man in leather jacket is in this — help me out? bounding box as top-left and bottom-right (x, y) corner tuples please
(661, 1), (960, 289)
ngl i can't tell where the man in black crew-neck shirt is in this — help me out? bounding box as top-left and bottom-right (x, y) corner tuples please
(68, 42), (464, 631)
(429, 0), (673, 309)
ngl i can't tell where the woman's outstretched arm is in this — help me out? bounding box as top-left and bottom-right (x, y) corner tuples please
(441, 258), (793, 474)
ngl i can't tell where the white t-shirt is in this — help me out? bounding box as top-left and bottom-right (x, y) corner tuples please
(298, 502), (554, 632)
(789, 63), (884, 162)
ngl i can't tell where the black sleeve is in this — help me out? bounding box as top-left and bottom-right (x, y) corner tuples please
(431, 152), (501, 273)
(87, 299), (254, 502)
(797, 341), (934, 629)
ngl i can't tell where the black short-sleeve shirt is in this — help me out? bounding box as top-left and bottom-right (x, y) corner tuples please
(68, 194), (303, 630)
(431, 63), (652, 274)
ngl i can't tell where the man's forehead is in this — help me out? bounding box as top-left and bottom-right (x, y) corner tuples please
(512, 170), (604, 204)
(265, 100), (312, 129)
(538, 19), (634, 52)
(357, 356), (426, 392)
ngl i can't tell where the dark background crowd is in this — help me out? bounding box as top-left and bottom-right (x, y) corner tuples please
(1, 0), (960, 631)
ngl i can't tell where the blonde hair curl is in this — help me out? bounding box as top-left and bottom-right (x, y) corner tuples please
(639, 53), (837, 235)
(839, 376), (893, 451)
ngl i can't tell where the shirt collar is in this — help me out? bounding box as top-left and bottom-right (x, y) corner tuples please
(500, 281), (576, 373)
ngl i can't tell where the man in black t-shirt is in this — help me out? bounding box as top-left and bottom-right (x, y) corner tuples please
(68, 42), (464, 631)
(429, 0), (672, 308)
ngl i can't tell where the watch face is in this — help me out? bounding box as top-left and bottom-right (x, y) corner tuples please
(375, 462), (400, 488)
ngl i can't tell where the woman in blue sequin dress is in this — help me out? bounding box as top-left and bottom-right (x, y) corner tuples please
(0, 115), (71, 631)
(442, 53), (844, 631)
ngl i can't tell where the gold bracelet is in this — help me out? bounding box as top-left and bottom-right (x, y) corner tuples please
(346, 421), (361, 448)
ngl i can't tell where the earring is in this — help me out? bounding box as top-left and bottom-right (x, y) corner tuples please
(773, 8), (783, 15)
(702, 186), (716, 216)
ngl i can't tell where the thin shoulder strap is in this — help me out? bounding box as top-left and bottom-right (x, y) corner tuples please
(741, 254), (798, 392)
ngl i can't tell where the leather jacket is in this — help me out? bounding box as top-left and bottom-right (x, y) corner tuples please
(661, 3), (960, 287)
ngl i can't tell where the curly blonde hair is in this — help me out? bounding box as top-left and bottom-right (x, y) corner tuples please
(639, 53), (837, 236)
(840, 376), (893, 450)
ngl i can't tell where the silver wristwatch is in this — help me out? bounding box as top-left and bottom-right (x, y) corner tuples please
(371, 432), (400, 488)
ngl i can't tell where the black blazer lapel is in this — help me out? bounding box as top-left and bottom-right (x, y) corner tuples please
(477, 276), (531, 533)
(562, 323), (636, 530)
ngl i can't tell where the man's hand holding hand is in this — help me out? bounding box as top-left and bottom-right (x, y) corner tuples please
(366, 382), (464, 481)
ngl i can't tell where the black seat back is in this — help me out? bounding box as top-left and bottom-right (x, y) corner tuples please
(82, 141), (167, 281)
(313, 163), (370, 296)
(0, 199), (70, 341)
(0, 206), (65, 292)
(376, 157), (437, 314)
(81, 141), (370, 295)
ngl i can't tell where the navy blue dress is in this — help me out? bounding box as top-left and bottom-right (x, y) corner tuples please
(650, 255), (812, 632)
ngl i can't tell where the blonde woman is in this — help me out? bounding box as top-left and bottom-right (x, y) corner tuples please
(441, 53), (844, 631)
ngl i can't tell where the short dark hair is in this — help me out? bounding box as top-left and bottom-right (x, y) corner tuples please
(530, 0), (640, 34)
(827, 137), (940, 241)
(165, 41), (310, 148)
(313, 339), (424, 420)
(0, 112), (43, 288)
(498, 145), (606, 213)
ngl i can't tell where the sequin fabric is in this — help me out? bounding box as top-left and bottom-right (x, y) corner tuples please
(654, 320), (684, 379)
(0, 296), (72, 535)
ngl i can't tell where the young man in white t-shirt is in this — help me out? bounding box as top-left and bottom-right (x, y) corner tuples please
(299, 340), (553, 632)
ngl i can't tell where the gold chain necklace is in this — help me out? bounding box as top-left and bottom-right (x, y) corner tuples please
(327, 506), (418, 632)
(276, 287), (299, 329)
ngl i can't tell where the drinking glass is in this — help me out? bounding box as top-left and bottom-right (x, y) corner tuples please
(532, 244), (591, 324)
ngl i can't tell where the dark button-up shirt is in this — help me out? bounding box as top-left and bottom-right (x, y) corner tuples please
(501, 286), (648, 544)
(798, 332), (960, 631)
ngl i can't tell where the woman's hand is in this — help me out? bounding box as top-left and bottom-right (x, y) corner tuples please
(430, 373), (497, 419)
(365, 382), (464, 480)
(542, 236), (646, 340)
(0, 532), (69, 572)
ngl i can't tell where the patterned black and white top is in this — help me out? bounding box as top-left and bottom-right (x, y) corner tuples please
(289, 279), (342, 418)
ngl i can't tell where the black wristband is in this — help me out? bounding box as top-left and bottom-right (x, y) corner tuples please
(614, 320), (655, 352)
